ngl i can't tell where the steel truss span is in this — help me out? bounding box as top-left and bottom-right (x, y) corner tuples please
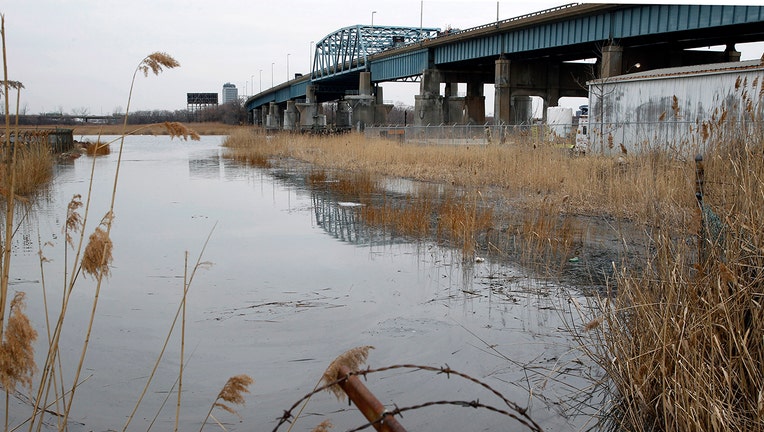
(312, 25), (440, 80)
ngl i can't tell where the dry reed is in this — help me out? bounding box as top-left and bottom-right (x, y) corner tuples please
(81, 223), (113, 278)
(310, 419), (333, 432)
(321, 346), (374, 400)
(580, 128), (764, 431)
(83, 140), (111, 156)
(199, 374), (254, 431)
(0, 291), (37, 392)
(0, 140), (53, 196)
(222, 129), (695, 228)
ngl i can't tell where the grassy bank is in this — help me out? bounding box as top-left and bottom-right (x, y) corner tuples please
(223, 129), (696, 227)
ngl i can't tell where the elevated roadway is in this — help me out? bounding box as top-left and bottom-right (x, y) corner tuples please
(246, 3), (764, 129)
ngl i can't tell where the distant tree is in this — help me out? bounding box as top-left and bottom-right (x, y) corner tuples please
(72, 107), (90, 118)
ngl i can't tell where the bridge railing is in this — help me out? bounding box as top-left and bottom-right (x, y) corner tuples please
(441, 3), (580, 37)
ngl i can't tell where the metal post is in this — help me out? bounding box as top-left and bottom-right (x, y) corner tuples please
(309, 40), (314, 73)
(259, 69), (262, 92)
(271, 62), (274, 88)
(337, 365), (406, 432)
(287, 54), (290, 81)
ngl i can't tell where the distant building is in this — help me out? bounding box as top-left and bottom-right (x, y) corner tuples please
(222, 83), (238, 104)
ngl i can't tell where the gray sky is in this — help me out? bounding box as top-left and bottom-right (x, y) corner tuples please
(2, 0), (763, 116)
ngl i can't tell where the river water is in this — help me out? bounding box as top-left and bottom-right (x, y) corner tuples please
(7, 135), (600, 431)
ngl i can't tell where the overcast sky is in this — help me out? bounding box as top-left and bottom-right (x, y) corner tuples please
(2, 1), (763, 116)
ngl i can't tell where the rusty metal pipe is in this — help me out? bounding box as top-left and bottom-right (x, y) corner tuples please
(337, 365), (407, 432)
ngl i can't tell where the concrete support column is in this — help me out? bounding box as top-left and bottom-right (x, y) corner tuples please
(512, 96), (533, 124)
(283, 100), (299, 131)
(494, 57), (511, 125)
(359, 72), (372, 96)
(336, 100), (352, 129)
(266, 102), (281, 130)
(414, 68), (444, 126)
(725, 44), (741, 62)
(444, 82), (466, 124)
(545, 63), (561, 118)
(347, 73), (375, 128)
(261, 107), (268, 127)
(297, 85), (327, 131)
(374, 86), (393, 124)
(465, 81), (485, 124)
(600, 44), (623, 79)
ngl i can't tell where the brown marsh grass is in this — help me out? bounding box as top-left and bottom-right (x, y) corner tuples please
(222, 128), (696, 228)
(83, 140), (111, 156)
(69, 122), (242, 136)
(576, 129), (764, 431)
(0, 140), (53, 196)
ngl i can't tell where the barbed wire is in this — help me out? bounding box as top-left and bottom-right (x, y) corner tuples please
(272, 363), (543, 432)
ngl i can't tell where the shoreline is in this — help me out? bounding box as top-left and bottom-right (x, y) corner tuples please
(18, 122), (245, 136)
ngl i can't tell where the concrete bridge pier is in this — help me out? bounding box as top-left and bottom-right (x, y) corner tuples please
(465, 81), (485, 124)
(493, 57), (512, 125)
(512, 95), (534, 124)
(335, 100), (353, 129)
(296, 85), (327, 131)
(346, 72), (390, 128)
(373, 86), (393, 125)
(444, 82), (467, 124)
(283, 100), (299, 131)
(414, 69), (444, 126)
(266, 102), (282, 130)
(600, 44), (624, 79)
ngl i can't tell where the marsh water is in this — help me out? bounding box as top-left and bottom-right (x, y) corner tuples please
(8, 135), (602, 431)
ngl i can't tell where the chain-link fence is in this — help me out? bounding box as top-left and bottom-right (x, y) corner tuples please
(366, 119), (762, 156)
(365, 124), (566, 147)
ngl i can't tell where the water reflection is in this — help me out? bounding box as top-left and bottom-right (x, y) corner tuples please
(5, 135), (599, 432)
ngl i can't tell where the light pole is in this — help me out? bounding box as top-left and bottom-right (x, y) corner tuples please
(259, 69), (262, 92)
(271, 62), (274, 87)
(251, 74), (254, 95)
(371, 10), (376, 28)
(287, 54), (291, 80)
(309, 40), (314, 73)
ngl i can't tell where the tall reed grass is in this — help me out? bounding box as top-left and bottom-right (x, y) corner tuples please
(223, 129), (696, 228)
(577, 128), (764, 430)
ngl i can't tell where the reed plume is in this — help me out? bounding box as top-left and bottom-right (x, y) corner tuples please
(199, 374), (254, 431)
(321, 346), (374, 400)
(310, 419), (333, 431)
(81, 216), (113, 278)
(0, 291), (37, 392)
(163, 121), (201, 141)
(64, 194), (83, 247)
(138, 52), (180, 77)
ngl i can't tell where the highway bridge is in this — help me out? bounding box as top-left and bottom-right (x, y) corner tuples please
(245, 2), (764, 131)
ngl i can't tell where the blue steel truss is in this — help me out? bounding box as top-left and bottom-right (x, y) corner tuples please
(312, 25), (440, 80)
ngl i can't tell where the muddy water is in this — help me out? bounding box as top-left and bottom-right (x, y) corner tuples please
(8, 135), (599, 431)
